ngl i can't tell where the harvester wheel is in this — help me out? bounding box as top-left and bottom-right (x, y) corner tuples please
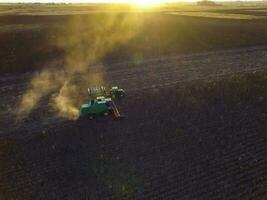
(116, 92), (125, 98)
(108, 108), (114, 114)
(120, 92), (125, 97)
(78, 115), (87, 121)
(88, 115), (95, 120)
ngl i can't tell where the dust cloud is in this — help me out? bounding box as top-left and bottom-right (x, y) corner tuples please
(17, 12), (142, 120)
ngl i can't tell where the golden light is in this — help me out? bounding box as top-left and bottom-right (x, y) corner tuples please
(132, 0), (163, 7)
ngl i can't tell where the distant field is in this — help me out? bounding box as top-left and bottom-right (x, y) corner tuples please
(1, 4), (267, 73)
(167, 11), (263, 19)
(0, 24), (43, 33)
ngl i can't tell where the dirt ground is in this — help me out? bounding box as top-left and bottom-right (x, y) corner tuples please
(1, 46), (267, 199)
(1, 4), (267, 200)
(1, 45), (267, 136)
(2, 5), (267, 73)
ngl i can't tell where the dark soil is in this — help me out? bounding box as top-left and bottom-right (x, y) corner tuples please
(1, 71), (266, 200)
(2, 8), (267, 74)
(1, 5), (267, 199)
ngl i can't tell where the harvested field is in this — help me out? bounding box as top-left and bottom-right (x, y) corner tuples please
(1, 45), (267, 135)
(1, 4), (267, 200)
(0, 69), (267, 199)
(166, 11), (263, 19)
(2, 4), (267, 73)
(1, 45), (267, 199)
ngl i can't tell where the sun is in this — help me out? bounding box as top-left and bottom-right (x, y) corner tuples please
(133, 0), (163, 7)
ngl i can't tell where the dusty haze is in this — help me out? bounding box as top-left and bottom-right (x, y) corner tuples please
(17, 13), (142, 120)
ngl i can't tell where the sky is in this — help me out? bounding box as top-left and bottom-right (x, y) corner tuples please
(0, 0), (180, 3)
(0, 0), (264, 3)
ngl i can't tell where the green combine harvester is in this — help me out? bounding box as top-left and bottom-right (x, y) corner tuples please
(80, 86), (124, 119)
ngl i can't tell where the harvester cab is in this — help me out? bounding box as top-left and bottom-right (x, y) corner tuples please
(96, 96), (112, 103)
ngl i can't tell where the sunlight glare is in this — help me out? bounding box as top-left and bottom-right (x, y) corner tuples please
(132, 0), (163, 7)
